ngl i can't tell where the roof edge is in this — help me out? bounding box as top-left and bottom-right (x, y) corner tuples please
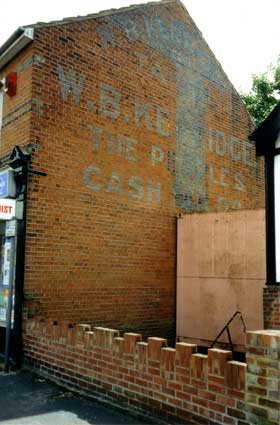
(249, 102), (280, 156)
(21, 0), (177, 30)
(0, 28), (34, 71)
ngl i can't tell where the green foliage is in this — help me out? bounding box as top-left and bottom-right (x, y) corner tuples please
(241, 57), (280, 127)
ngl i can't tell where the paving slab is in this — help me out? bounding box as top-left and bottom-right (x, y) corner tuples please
(0, 369), (155, 425)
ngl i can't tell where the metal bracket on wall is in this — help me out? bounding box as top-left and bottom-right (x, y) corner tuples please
(27, 168), (47, 177)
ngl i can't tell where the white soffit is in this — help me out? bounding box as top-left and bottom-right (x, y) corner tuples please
(0, 28), (34, 70)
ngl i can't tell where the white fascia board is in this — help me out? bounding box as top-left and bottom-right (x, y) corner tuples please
(0, 28), (34, 70)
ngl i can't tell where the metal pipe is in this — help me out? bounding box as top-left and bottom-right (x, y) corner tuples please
(4, 236), (16, 373)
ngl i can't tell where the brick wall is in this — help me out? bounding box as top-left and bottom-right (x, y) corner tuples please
(263, 286), (280, 329)
(0, 45), (35, 156)
(246, 330), (280, 424)
(0, 1), (265, 338)
(24, 318), (280, 425)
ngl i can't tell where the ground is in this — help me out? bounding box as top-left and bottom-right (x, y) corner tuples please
(0, 369), (155, 425)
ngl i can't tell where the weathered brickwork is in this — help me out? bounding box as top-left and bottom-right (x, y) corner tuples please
(0, 1), (265, 338)
(245, 330), (280, 425)
(24, 318), (280, 425)
(263, 286), (280, 329)
(0, 47), (35, 155)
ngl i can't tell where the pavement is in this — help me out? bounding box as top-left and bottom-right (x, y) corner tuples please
(0, 369), (155, 425)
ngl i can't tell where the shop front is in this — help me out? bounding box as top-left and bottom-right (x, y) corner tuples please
(0, 152), (27, 372)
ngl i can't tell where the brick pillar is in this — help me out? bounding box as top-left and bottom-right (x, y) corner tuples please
(263, 286), (280, 329)
(246, 330), (280, 425)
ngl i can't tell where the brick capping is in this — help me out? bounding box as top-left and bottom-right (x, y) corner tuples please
(23, 318), (280, 424)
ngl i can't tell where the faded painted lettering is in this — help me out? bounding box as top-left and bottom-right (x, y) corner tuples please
(57, 64), (85, 106)
(97, 25), (115, 48)
(209, 128), (255, 168)
(83, 166), (102, 191)
(156, 107), (171, 137)
(107, 132), (123, 157)
(125, 138), (139, 162)
(128, 176), (144, 200)
(84, 165), (161, 204)
(106, 172), (123, 193)
(147, 181), (161, 204)
(151, 145), (164, 167)
(99, 83), (121, 119)
(135, 99), (153, 132)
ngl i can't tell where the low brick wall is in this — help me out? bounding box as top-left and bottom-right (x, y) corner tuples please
(246, 330), (280, 424)
(23, 318), (280, 425)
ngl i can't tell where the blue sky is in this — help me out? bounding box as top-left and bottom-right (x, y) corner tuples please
(1, 0), (279, 92)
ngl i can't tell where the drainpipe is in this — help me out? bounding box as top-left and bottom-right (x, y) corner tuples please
(4, 236), (16, 372)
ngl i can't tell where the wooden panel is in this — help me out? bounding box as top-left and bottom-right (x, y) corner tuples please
(177, 210), (266, 349)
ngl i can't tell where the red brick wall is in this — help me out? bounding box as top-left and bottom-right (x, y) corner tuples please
(245, 330), (280, 424)
(0, 1), (265, 338)
(263, 286), (280, 329)
(23, 318), (280, 425)
(24, 317), (247, 424)
(0, 45), (35, 156)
